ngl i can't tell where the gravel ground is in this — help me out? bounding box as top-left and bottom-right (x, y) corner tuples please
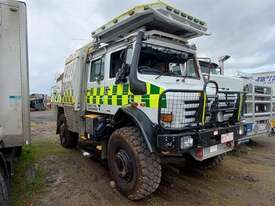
(28, 111), (275, 206)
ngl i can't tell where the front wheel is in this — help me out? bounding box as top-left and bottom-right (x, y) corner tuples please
(107, 127), (161, 200)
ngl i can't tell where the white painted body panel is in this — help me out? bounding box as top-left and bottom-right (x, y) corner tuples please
(0, 0), (30, 147)
(209, 74), (245, 92)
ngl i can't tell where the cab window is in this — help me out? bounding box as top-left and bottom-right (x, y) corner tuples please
(185, 60), (198, 78)
(90, 57), (104, 82)
(109, 49), (126, 78)
(168, 60), (199, 78)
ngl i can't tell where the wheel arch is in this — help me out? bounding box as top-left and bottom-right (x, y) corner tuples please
(112, 106), (157, 153)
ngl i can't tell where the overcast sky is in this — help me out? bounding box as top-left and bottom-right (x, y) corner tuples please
(24, 0), (275, 94)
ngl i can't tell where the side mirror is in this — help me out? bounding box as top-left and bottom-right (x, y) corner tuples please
(115, 63), (130, 84)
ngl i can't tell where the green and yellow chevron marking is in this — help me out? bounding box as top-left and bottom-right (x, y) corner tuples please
(86, 83), (166, 109)
(61, 89), (75, 104)
(51, 92), (62, 103)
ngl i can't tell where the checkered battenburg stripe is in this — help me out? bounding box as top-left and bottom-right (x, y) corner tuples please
(86, 83), (166, 109)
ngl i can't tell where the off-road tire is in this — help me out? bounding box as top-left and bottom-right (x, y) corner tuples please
(192, 155), (224, 170)
(0, 169), (8, 206)
(107, 127), (161, 200)
(59, 115), (78, 148)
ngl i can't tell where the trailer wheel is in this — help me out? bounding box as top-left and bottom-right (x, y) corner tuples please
(59, 115), (78, 148)
(107, 127), (161, 200)
(192, 155), (224, 170)
(0, 169), (8, 206)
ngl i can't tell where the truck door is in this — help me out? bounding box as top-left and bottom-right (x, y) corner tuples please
(86, 56), (105, 113)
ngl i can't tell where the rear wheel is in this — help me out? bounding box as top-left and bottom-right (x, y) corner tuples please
(107, 127), (161, 200)
(59, 115), (78, 148)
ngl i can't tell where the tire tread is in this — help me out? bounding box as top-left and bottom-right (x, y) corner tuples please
(109, 127), (161, 200)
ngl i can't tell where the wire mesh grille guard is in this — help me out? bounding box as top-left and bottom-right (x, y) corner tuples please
(159, 90), (202, 129)
(205, 92), (239, 124)
(159, 90), (242, 130)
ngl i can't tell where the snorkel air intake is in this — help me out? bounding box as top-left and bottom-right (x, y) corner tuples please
(129, 31), (147, 95)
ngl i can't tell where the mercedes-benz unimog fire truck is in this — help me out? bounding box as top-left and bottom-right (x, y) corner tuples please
(52, 2), (245, 200)
(0, 0), (30, 205)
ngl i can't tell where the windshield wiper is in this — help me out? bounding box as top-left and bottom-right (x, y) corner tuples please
(155, 71), (171, 79)
(155, 72), (182, 79)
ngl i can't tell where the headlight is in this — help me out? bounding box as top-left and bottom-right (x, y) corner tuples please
(180, 136), (193, 149)
(239, 126), (245, 135)
(216, 111), (224, 122)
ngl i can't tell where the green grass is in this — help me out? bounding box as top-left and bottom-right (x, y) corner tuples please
(10, 145), (45, 206)
(10, 140), (68, 206)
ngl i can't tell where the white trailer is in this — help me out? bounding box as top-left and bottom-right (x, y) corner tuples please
(0, 0), (29, 204)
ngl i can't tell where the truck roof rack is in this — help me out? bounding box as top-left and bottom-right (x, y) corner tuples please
(92, 1), (208, 44)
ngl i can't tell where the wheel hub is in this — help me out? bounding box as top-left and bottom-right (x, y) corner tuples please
(114, 149), (133, 181)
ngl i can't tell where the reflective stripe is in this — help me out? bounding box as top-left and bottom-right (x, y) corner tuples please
(202, 92), (207, 125)
(51, 93), (62, 103)
(86, 83), (165, 109)
(237, 94), (243, 121)
(60, 89), (75, 104)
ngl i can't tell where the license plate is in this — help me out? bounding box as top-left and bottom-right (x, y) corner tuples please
(221, 132), (234, 144)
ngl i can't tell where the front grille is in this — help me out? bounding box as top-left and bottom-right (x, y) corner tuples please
(159, 90), (202, 129)
(205, 92), (240, 124)
(159, 90), (242, 130)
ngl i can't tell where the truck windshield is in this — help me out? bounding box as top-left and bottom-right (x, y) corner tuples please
(138, 43), (199, 78)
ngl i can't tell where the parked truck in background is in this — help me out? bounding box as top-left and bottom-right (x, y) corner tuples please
(52, 2), (246, 200)
(0, 0), (30, 204)
(200, 59), (275, 141)
(252, 71), (275, 130)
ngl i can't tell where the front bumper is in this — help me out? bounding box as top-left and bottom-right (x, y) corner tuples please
(157, 124), (246, 158)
